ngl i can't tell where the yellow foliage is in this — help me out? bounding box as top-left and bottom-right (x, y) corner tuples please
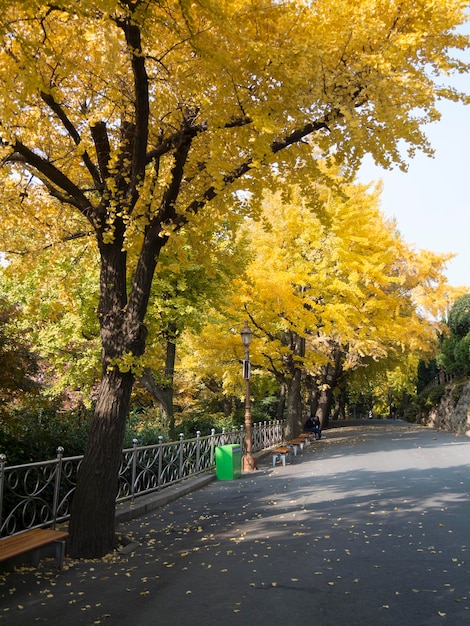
(0, 0), (467, 390)
(0, 0), (468, 248)
(210, 175), (457, 392)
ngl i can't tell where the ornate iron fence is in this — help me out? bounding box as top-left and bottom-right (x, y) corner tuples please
(0, 420), (285, 538)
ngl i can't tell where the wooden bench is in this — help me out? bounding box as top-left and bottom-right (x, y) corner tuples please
(286, 438), (306, 456)
(272, 447), (291, 467)
(0, 528), (69, 569)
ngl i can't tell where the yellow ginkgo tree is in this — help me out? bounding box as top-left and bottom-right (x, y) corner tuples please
(224, 180), (456, 437)
(0, 0), (468, 556)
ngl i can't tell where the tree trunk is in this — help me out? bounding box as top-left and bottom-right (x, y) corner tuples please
(68, 232), (159, 557)
(276, 382), (287, 421)
(139, 336), (176, 439)
(164, 338), (176, 439)
(285, 367), (303, 439)
(68, 368), (134, 557)
(315, 386), (333, 429)
(282, 331), (305, 439)
(333, 387), (347, 420)
(315, 349), (343, 429)
(223, 396), (233, 418)
(306, 375), (319, 418)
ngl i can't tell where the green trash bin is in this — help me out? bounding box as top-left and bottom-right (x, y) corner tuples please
(216, 444), (242, 480)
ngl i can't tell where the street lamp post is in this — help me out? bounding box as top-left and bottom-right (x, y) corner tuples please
(240, 321), (256, 471)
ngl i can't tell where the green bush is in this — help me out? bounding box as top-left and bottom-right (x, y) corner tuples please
(448, 294), (470, 338)
(426, 385), (447, 406)
(177, 410), (239, 440)
(123, 407), (169, 446)
(1, 393), (280, 466)
(0, 403), (91, 465)
(411, 384), (446, 421)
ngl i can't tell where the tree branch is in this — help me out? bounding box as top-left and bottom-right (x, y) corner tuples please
(145, 116), (248, 165)
(181, 111), (339, 221)
(8, 142), (95, 220)
(90, 121), (111, 185)
(120, 16), (149, 188)
(42, 230), (93, 250)
(125, 118), (198, 330)
(145, 120), (208, 164)
(270, 117), (333, 154)
(157, 118), (200, 226)
(40, 91), (104, 190)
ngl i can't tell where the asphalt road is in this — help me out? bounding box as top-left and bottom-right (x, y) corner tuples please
(2, 420), (470, 625)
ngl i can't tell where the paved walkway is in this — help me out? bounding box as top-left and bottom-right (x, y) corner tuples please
(2, 420), (470, 625)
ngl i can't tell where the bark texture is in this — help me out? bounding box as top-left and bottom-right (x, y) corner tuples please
(68, 369), (134, 557)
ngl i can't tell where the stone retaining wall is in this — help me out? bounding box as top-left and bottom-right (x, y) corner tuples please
(427, 381), (470, 436)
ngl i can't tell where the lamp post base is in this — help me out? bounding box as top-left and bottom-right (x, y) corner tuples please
(243, 453), (257, 471)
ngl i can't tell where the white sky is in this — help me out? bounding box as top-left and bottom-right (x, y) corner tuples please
(358, 36), (470, 289)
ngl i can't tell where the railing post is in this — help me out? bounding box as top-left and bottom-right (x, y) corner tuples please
(131, 438), (138, 504)
(0, 454), (6, 533)
(210, 428), (216, 466)
(158, 436), (164, 488)
(179, 433), (184, 479)
(221, 427), (226, 445)
(52, 447), (64, 529)
(252, 421), (258, 453)
(196, 431), (201, 472)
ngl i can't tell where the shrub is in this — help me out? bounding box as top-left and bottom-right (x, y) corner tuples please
(0, 403), (91, 465)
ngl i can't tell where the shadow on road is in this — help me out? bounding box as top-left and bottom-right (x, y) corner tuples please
(2, 419), (470, 625)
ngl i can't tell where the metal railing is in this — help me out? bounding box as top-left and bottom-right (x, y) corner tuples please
(0, 420), (285, 538)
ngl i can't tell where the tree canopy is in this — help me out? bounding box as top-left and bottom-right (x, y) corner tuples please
(447, 293), (470, 338)
(181, 176), (455, 433)
(438, 293), (470, 376)
(0, 0), (468, 557)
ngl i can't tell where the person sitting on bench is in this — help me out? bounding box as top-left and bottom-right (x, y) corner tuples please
(303, 413), (322, 439)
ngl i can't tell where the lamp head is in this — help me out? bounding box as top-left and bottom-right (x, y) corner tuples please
(240, 321), (252, 347)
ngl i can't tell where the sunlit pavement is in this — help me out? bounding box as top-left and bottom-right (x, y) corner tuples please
(2, 420), (470, 625)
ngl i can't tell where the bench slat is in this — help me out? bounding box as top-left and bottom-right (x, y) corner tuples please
(0, 529), (69, 562)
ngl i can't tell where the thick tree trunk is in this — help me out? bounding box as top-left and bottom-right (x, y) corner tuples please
(306, 375), (319, 418)
(223, 396), (233, 418)
(333, 387), (347, 420)
(315, 349), (343, 429)
(282, 331), (305, 439)
(285, 367), (303, 439)
(276, 382), (287, 421)
(68, 368), (134, 557)
(68, 232), (158, 558)
(315, 386), (333, 429)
